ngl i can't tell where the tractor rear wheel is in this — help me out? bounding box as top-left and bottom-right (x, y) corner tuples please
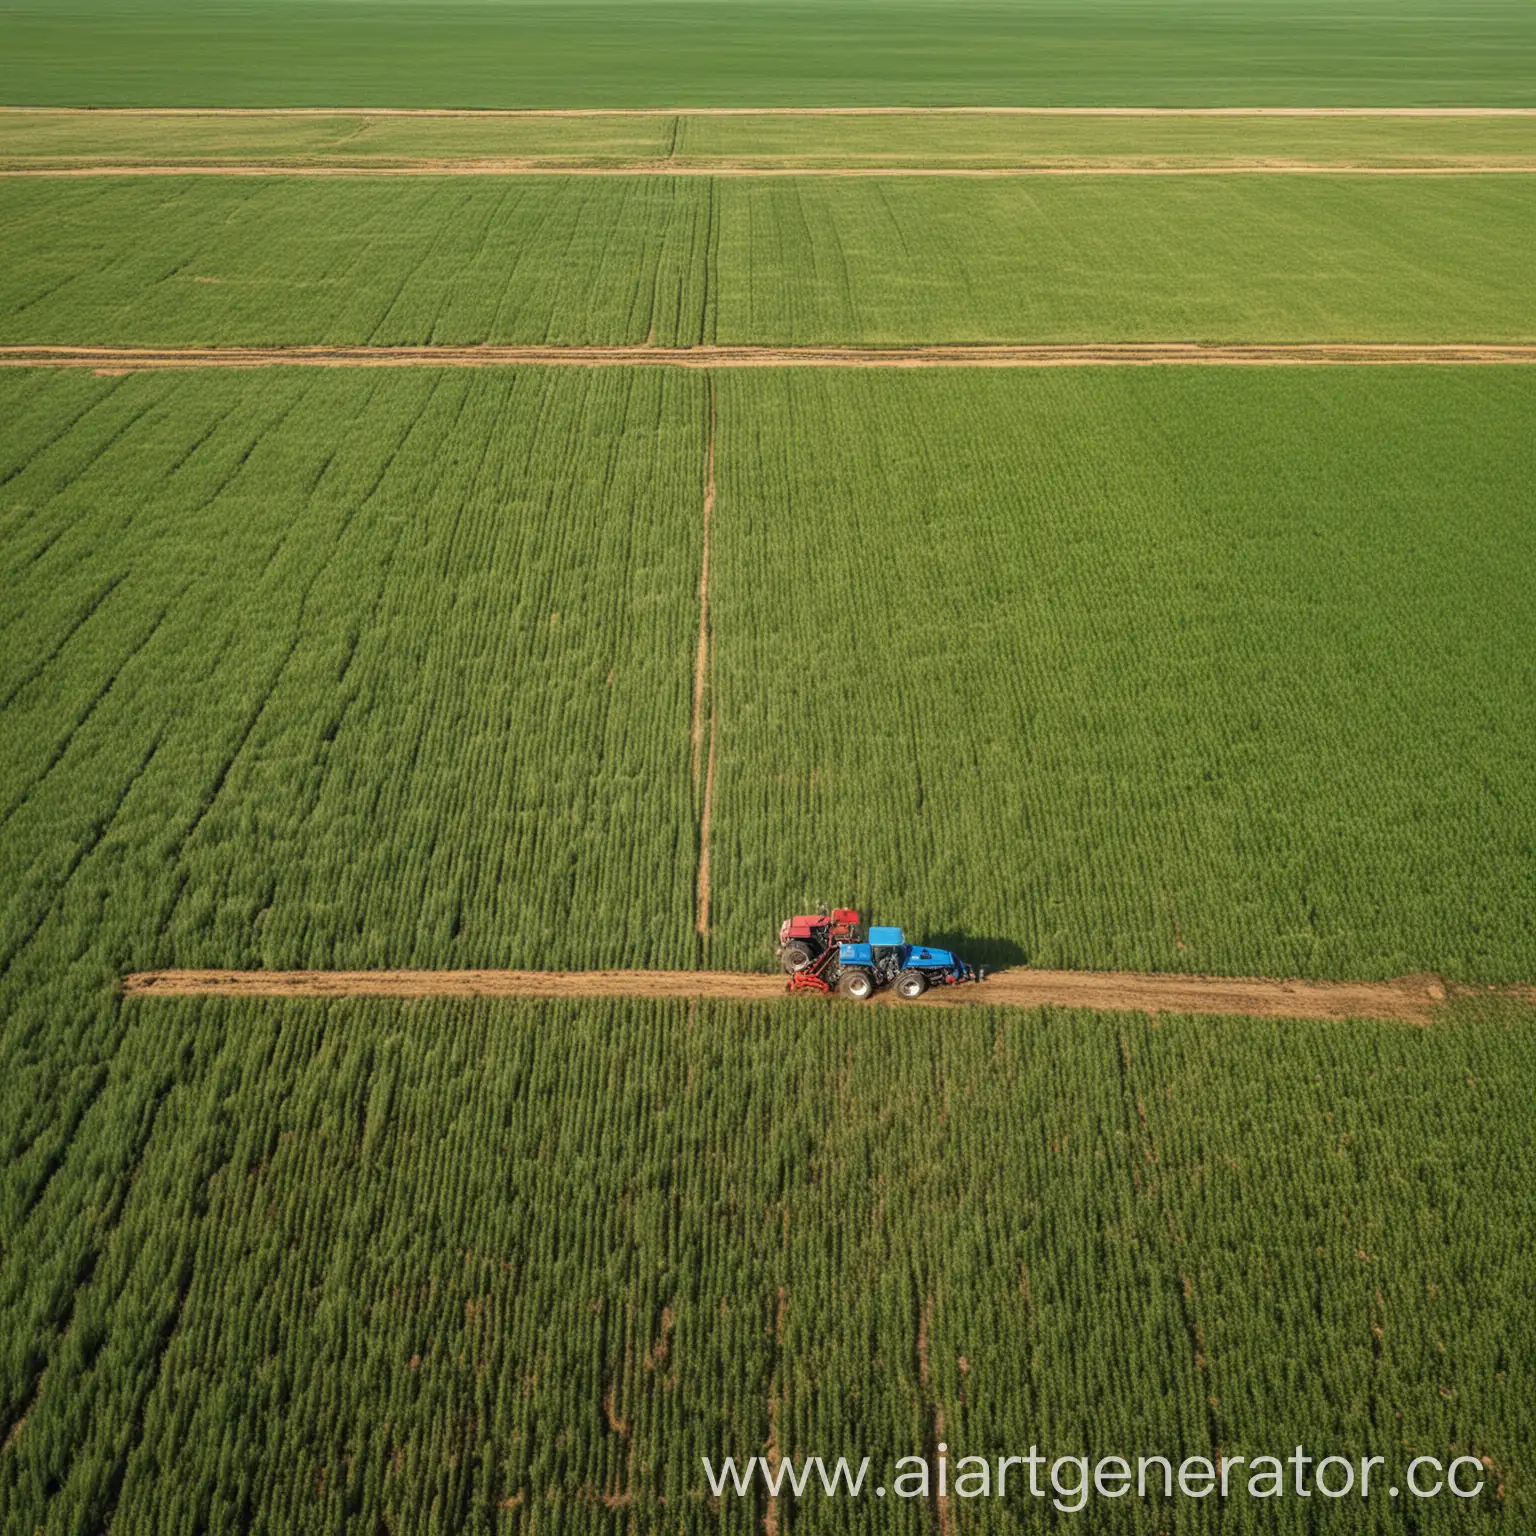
(779, 943), (815, 974)
(895, 970), (928, 1000)
(837, 969), (874, 1001)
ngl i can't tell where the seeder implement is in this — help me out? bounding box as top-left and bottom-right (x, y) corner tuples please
(785, 946), (838, 994)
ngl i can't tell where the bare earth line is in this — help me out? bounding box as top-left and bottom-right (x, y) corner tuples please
(697, 719), (716, 941)
(119, 967), (1466, 1023)
(693, 387), (716, 939)
(3, 106), (1534, 118)
(5, 163), (1533, 178)
(6, 344), (1536, 371)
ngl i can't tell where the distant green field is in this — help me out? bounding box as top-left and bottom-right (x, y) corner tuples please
(3, 175), (1532, 344)
(1, 0), (1534, 107)
(710, 367), (1536, 982)
(677, 109), (1536, 168)
(3, 108), (1535, 169)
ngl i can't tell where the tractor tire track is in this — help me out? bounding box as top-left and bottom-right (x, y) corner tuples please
(693, 382), (716, 941)
(4, 344), (1535, 371)
(697, 715), (716, 943)
(118, 966), (1468, 1023)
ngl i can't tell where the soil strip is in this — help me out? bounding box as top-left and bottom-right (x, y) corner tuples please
(121, 967), (1461, 1023)
(4, 163), (1532, 177)
(697, 720), (716, 941)
(3, 106), (1534, 118)
(7, 344), (1535, 372)
(693, 387), (716, 939)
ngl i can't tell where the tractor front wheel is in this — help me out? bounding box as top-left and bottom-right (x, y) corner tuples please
(895, 970), (928, 1000)
(780, 943), (814, 974)
(837, 969), (874, 1001)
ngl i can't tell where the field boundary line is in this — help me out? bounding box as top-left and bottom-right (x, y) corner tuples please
(8, 344), (1536, 371)
(693, 383), (716, 940)
(118, 967), (1473, 1023)
(3, 106), (1535, 118)
(6, 163), (1534, 178)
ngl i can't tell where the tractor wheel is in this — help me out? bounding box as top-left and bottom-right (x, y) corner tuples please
(779, 943), (814, 974)
(837, 969), (874, 1001)
(896, 970), (928, 1000)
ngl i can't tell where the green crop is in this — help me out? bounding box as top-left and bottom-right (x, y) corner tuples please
(708, 366), (1536, 982)
(3, 354), (1534, 1531)
(6, 365), (1536, 991)
(0, 178), (719, 347)
(2, 175), (1533, 346)
(2, 0), (1534, 109)
(0, 366), (706, 981)
(2, 0), (1535, 1525)
(709, 176), (1536, 344)
(2, 994), (1531, 1530)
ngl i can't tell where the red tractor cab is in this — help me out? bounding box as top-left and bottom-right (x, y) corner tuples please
(777, 907), (862, 983)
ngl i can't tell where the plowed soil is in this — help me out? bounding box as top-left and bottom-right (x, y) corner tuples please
(6, 344), (1535, 371)
(121, 966), (1456, 1022)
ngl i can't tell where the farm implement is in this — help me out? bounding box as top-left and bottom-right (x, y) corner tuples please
(778, 907), (985, 1000)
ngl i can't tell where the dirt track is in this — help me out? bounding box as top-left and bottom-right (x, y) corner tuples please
(121, 967), (1458, 1023)
(4, 163), (1532, 177)
(6, 344), (1535, 372)
(4, 106), (1534, 118)
(693, 385), (717, 938)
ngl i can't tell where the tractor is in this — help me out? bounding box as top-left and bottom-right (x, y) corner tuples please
(777, 906), (863, 975)
(778, 907), (984, 1000)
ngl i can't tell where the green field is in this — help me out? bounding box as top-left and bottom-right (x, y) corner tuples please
(5, 367), (1534, 991)
(3, 992), (1531, 1530)
(3, 175), (1533, 345)
(2, 361), (1534, 1529)
(0, 178), (717, 347)
(2, 7), (1535, 1531)
(2, 0), (1535, 108)
(4, 109), (1536, 169)
(709, 367), (1536, 981)
(710, 176), (1535, 343)
(0, 367), (706, 984)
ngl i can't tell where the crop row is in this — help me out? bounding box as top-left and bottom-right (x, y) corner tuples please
(1, 175), (1533, 346)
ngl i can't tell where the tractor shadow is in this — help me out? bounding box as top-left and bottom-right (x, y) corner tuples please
(924, 931), (1029, 973)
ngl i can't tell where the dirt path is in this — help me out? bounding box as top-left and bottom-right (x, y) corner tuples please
(693, 386), (716, 940)
(120, 966), (1464, 1023)
(7, 344), (1535, 373)
(4, 107), (1534, 118)
(5, 163), (1533, 177)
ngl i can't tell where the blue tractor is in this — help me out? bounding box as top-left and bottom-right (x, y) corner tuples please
(780, 909), (984, 1000)
(835, 926), (983, 1000)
